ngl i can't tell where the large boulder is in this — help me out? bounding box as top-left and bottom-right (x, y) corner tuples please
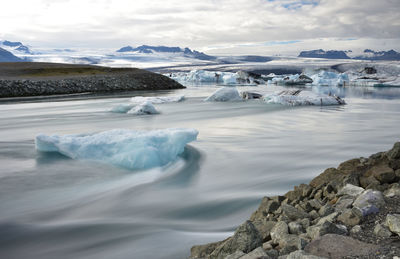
(353, 189), (385, 216)
(337, 184), (364, 197)
(270, 221), (288, 244)
(364, 164), (395, 184)
(385, 214), (400, 236)
(209, 221), (263, 259)
(304, 234), (379, 258)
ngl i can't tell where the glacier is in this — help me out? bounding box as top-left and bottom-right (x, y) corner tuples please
(130, 95), (185, 104)
(127, 101), (159, 115)
(264, 90), (346, 106)
(35, 128), (199, 170)
(204, 87), (243, 102)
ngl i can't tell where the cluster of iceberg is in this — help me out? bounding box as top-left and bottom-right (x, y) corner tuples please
(204, 87), (345, 106)
(110, 95), (185, 115)
(264, 90), (346, 106)
(310, 71), (349, 86)
(35, 128), (199, 170)
(168, 70), (264, 85)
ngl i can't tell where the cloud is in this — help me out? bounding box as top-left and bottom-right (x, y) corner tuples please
(1, 0), (399, 53)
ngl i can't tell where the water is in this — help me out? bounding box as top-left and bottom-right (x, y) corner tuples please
(0, 84), (400, 259)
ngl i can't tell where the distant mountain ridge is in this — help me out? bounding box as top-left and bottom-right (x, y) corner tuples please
(0, 40), (32, 54)
(0, 47), (23, 62)
(116, 45), (215, 60)
(299, 49), (400, 60)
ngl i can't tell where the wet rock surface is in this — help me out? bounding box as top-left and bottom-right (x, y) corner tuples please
(189, 142), (400, 259)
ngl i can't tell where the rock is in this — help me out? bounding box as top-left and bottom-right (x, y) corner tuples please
(316, 212), (339, 225)
(365, 164), (395, 184)
(190, 239), (226, 259)
(241, 91), (263, 100)
(318, 204), (334, 217)
(385, 214), (400, 236)
(279, 235), (308, 254)
(265, 249), (279, 258)
(239, 247), (269, 259)
(350, 225), (362, 235)
(288, 222), (304, 235)
(307, 199), (322, 210)
(262, 242), (273, 250)
(271, 221), (288, 244)
(333, 196), (354, 211)
(353, 189), (385, 216)
(337, 158), (363, 174)
(384, 185), (400, 197)
(209, 221), (263, 259)
(252, 220), (276, 241)
(309, 210), (319, 220)
(306, 221), (347, 240)
(299, 218), (311, 230)
(309, 168), (346, 189)
(286, 250), (328, 259)
(387, 142), (400, 160)
(225, 250), (246, 259)
(337, 184), (364, 197)
(281, 204), (310, 221)
(304, 234), (379, 259)
(250, 197), (272, 220)
(374, 223), (392, 237)
(337, 209), (361, 226)
(359, 175), (380, 189)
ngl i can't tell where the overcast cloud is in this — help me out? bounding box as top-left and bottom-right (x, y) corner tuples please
(1, 0), (399, 54)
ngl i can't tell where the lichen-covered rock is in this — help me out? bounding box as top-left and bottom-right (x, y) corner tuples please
(209, 221), (263, 259)
(306, 221), (347, 240)
(304, 234), (379, 259)
(251, 220), (276, 241)
(270, 221), (288, 244)
(337, 184), (364, 197)
(353, 189), (385, 216)
(279, 234), (308, 254)
(337, 209), (362, 226)
(384, 184), (400, 197)
(385, 214), (400, 236)
(288, 222), (304, 235)
(374, 223), (392, 237)
(350, 225), (362, 235)
(318, 204), (334, 217)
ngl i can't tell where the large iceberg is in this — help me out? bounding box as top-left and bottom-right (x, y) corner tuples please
(35, 128), (198, 170)
(310, 71), (349, 86)
(168, 70), (264, 85)
(130, 95), (185, 104)
(127, 101), (159, 115)
(264, 90), (346, 106)
(204, 87), (243, 102)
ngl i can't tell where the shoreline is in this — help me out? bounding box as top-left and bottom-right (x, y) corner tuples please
(0, 62), (185, 98)
(190, 142), (400, 259)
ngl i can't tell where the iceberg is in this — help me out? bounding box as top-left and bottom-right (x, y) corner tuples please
(269, 74), (313, 85)
(130, 95), (185, 104)
(127, 101), (159, 115)
(168, 70), (264, 85)
(204, 87), (243, 102)
(35, 128), (199, 170)
(264, 90), (345, 106)
(310, 71), (349, 86)
(110, 103), (135, 113)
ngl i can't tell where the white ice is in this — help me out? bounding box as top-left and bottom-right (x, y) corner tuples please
(204, 87), (243, 102)
(127, 101), (159, 115)
(35, 128), (199, 170)
(130, 95), (185, 104)
(310, 71), (349, 86)
(109, 104), (135, 113)
(263, 90), (345, 106)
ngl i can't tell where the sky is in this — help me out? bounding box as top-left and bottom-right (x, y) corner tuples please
(1, 0), (399, 55)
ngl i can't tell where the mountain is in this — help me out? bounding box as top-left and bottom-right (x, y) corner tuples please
(298, 49), (350, 59)
(353, 49), (400, 61)
(116, 45), (215, 60)
(0, 40), (32, 54)
(0, 47), (23, 62)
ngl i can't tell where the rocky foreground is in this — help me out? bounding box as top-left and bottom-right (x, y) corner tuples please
(190, 143), (400, 259)
(0, 62), (184, 98)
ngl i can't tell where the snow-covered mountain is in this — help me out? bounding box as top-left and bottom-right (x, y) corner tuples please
(0, 47), (23, 62)
(116, 45), (216, 60)
(352, 49), (400, 61)
(0, 40), (32, 54)
(298, 49), (350, 59)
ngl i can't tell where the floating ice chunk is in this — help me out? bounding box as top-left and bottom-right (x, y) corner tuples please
(373, 77), (400, 87)
(127, 101), (159, 115)
(310, 71), (349, 86)
(168, 70), (260, 85)
(204, 87), (243, 102)
(35, 128), (199, 170)
(110, 103), (135, 113)
(130, 95), (185, 104)
(263, 90), (345, 106)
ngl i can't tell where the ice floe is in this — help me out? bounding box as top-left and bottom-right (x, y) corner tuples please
(269, 74), (313, 85)
(127, 101), (159, 115)
(130, 95), (185, 104)
(204, 87), (243, 102)
(35, 128), (199, 170)
(310, 71), (349, 86)
(110, 103), (135, 113)
(263, 90), (346, 106)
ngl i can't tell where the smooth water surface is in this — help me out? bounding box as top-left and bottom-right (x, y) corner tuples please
(0, 84), (400, 259)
